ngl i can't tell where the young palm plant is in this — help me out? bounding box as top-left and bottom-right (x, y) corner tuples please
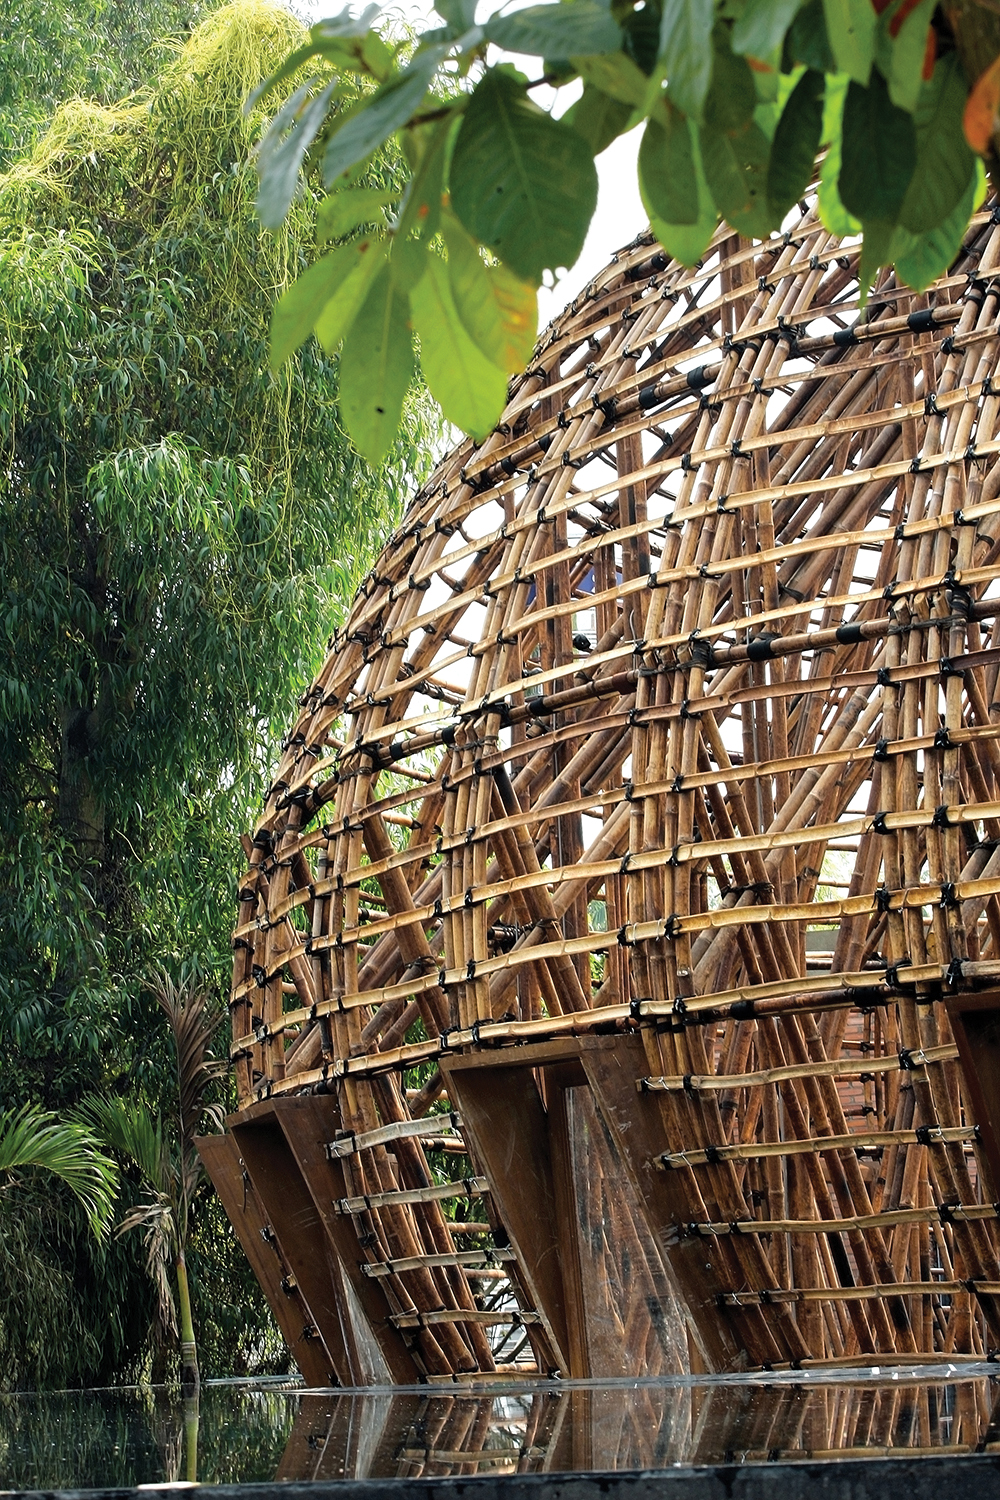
(85, 974), (225, 1394)
(0, 1104), (118, 1237)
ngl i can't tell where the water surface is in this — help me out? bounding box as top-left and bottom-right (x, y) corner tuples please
(3, 1365), (999, 1491)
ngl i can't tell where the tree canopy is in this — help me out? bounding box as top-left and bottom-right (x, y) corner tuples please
(0, 0), (205, 167)
(256, 0), (1000, 463)
(0, 0), (437, 1387)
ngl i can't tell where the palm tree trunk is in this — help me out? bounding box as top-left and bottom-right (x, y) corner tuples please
(175, 1249), (199, 1396)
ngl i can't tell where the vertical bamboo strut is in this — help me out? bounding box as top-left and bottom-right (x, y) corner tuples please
(224, 198), (1000, 1377)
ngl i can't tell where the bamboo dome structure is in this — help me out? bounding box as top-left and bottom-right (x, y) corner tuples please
(201, 195), (1000, 1388)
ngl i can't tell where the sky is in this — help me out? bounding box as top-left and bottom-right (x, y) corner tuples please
(298, 0), (648, 331)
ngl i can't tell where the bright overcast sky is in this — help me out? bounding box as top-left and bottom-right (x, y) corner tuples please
(297, 0), (647, 330)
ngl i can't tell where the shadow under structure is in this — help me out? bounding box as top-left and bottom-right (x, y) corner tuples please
(199, 194), (1000, 1385)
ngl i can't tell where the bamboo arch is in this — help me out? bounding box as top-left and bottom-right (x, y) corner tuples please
(206, 197), (1000, 1384)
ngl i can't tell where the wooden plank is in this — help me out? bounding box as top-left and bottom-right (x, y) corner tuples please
(229, 1109), (357, 1387)
(576, 1032), (747, 1373)
(946, 989), (1000, 1198)
(544, 1067), (590, 1378)
(441, 1056), (572, 1373)
(195, 1132), (333, 1388)
(266, 1095), (421, 1386)
(942, 990), (1000, 1235)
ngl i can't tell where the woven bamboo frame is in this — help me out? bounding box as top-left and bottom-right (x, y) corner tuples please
(228, 197), (1000, 1377)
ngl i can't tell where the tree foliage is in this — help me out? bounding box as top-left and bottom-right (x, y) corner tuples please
(0, 0), (437, 1387)
(0, 1104), (118, 1237)
(0, 0), (205, 168)
(84, 975), (227, 1393)
(256, 0), (1000, 462)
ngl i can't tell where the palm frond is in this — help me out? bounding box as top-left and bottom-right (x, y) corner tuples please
(120, 1192), (177, 1339)
(0, 1105), (118, 1238)
(76, 1095), (168, 1193)
(152, 972), (226, 1160)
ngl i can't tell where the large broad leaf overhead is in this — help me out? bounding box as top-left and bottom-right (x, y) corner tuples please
(339, 267), (416, 463)
(449, 67), (598, 286)
(256, 0), (998, 462)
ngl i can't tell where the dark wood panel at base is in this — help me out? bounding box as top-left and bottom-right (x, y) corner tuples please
(441, 1056), (571, 1374)
(229, 1110), (352, 1387)
(268, 1095), (420, 1386)
(195, 1133), (333, 1388)
(946, 989), (1000, 1197)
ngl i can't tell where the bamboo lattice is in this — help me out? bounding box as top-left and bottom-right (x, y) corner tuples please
(229, 196), (1000, 1376)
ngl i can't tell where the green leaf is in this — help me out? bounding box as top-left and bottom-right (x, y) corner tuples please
(316, 187), (397, 243)
(839, 70), (915, 224)
(885, 0), (936, 113)
(450, 68), (598, 284)
(314, 237), (389, 351)
(892, 164), (979, 291)
(767, 67), (824, 221)
(564, 82), (635, 154)
(436, 0), (479, 34)
(396, 115), (452, 244)
(442, 211), (537, 372)
(704, 34), (757, 134)
(822, 0), (875, 84)
(644, 121), (718, 266)
(817, 78), (860, 235)
(255, 80), (337, 230)
(732, 0), (806, 60)
(310, 11), (395, 79)
(622, 2), (662, 73)
(322, 46), (448, 186)
(489, 262), (540, 371)
(246, 8), (385, 109)
(270, 239), (382, 367)
(339, 267), (415, 464)
(486, 1), (621, 58)
(0, 1104), (118, 1240)
(390, 234), (429, 292)
(411, 256), (508, 437)
(639, 108), (699, 225)
(659, 0), (714, 121)
(312, 5), (383, 42)
(898, 54), (976, 233)
(787, 0), (835, 72)
(573, 51), (649, 106)
(701, 117), (773, 236)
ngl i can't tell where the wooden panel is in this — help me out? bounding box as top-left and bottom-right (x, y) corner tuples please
(946, 989), (1000, 1196)
(269, 1094), (420, 1385)
(444, 1041), (689, 1379)
(196, 1132), (333, 1387)
(560, 1082), (688, 1377)
(440, 1057), (571, 1371)
(544, 1070), (589, 1378)
(230, 1109), (353, 1386)
(577, 1032), (747, 1373)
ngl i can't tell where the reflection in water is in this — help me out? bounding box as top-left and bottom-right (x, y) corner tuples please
(4, 1371), (1000, 1489)
(276, 1375), (1000, 1479)
(0, 1384), (295, 1490)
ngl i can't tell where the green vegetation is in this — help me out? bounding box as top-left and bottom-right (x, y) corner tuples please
(0, 0), (438, 1390)
(0, 1104), (118, 1236)
(0, 0), (204, 168)
(84, 976), (226, 1395)
(258, 0), (998, 462)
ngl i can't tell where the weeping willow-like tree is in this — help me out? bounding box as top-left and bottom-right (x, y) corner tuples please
(0, 0), (204, 168)
(0, 0), (438, 1387)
